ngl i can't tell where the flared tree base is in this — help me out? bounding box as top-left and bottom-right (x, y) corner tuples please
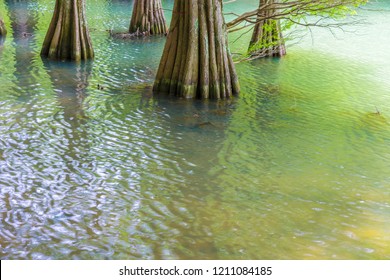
(248, 0), (286, 59)
(129, 0), (167, 36)
(41, 0), (94, 61)
(153, 0), (239, 99)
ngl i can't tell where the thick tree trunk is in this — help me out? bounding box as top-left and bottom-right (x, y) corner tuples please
(153, 0), (239, 99)
(249, 0), (286, 58)
(0, 19), (6, 36)
(129, 0), (167, 35)
(41, 0), (94, 61)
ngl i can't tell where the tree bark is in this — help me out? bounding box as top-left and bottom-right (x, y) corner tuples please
(249, 0), (286, 58)
(41, 0), (94, 61)
(153, 0), (239, 99)
(129, 0), (167, 35)
(0, 18), (6, 36)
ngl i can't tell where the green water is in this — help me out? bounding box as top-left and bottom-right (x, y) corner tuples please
(0, 0), (389, 259)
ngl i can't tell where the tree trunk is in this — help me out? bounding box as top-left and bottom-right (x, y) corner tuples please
(249, 0), (286, 58)
(153, 0), (240, 99)
(0, 19), (6, 36)
(129, 0), (167, 35)
(41, 0), (94, 61)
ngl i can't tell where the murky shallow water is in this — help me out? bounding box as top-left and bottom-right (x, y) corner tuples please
(0, 0), (389, 259)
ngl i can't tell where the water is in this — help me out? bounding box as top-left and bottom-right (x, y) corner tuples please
(0, 0), (389, 259)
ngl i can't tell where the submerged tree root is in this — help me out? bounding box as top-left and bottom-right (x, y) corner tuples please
(108, 28), (167, 40)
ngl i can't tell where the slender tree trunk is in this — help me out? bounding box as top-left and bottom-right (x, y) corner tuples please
(153, 0), (239, 99)
(129, 0), (167, 35)
(249, 0), (286, 58)
(41, 0), (94, 61)
(0, 19), (6, 36)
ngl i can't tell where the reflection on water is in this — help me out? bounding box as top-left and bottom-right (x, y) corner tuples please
(0, 0), (390, 259)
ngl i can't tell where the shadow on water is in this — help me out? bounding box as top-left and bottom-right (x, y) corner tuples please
(42, 59), (93, 168)
(43, 60), (91, 122)
(5, 0), (36, 85)
(77, 85), (240, 259)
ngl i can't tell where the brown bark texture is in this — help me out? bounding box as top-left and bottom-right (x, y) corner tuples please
(0, 19), (6, 36)
(249, 0), (286, 58)
(153, 0), (240, 99)
(41, 0), (94, 61)
(129, 0), (167, 35)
